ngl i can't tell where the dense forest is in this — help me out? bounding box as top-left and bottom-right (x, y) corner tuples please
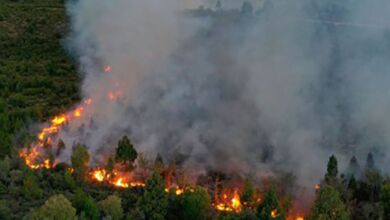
(1, 0), (390, 219)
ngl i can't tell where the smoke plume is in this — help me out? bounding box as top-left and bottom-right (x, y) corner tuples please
(61, 0), (390, 189)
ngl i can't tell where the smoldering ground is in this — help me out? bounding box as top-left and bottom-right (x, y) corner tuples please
(61, 0), (390, 191)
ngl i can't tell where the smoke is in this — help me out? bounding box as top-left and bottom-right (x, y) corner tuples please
(60, 0), (390, 190)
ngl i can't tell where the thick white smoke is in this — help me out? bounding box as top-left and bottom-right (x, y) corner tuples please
(60, 0), (390, 191)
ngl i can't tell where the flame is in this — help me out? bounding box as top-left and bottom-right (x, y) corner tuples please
(74, 107), (84, 117)
(315, 184), (320, 190)
(52, 114), (67, 125)
(296, 217), (304, 220)
(271, 209), (278, 218)
(20, 98), (92, 170)
(112, 177), (129, 188)
(92, 169), (107, 182)
(215, 190), (242, 212)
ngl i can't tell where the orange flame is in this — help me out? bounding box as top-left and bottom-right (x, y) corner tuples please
(215, 190), (242, 212)
(74, 107), (84, 118)
(271, 209), (278, 218)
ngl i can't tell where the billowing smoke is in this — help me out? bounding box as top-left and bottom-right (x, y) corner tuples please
(58, 0), (390, 189)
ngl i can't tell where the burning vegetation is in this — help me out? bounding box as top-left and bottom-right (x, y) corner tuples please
(18, 69), (305, 218)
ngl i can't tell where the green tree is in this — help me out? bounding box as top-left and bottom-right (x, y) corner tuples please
(382, 183), (390, 220)
(23, 171), (42, 199)
(56, 139), (65, 156)
(99, 195), (124, 220)
(257, 186), (285, 220)
(71, 144), (90, 181)
(73, 188), (100, 220)
(0, 200), (11, 220)
(241, 178), (255, 205)
(27, 194), (77, 220)
(182, 186), (211, 220)
(137, 171), (168, 220)
(307, 185), (349, 220)
(325, 155), (338, 185)
(115, 136), (138, 170)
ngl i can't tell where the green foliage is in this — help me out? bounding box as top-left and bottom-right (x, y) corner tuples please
(241, 178), (255, 205)
(73, 188), (100, 220)
(137, 171), (168, 220)
(325, 155), (338, 185)
(26, 194), (77, 220)
(115, 136), (138, 170)
(0, 0), (80, 159)
(256, 186), (285, 220)
(99, 194), (124, 220)
(71, 144), (90, 182)
(382, 183), (390, 219)
(182, 186), (211, 220)
(307, 185), (349, 220)
(22, 171), (42, 199)
(64, 169), (77, 190)
(0, 200), (11, 220)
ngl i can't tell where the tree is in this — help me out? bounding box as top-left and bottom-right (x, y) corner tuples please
(137, 171), (168, 220)
(73, 188), (100, 220)
(182, 187), (211, 220)
(307, 186), (349, 220)
(325, 155), (338, 185)
(27, 194), (77, 220)
(241, 178), (255, 205)
(115, 136), (138, 170)
(56, 139), (65, 156)
(99, 195), (124, 220)
(366, 152), (376, 171)
(216, 0), (222, 11)
(0, 200), (11, 220)
(382, 183), (390, 220)
(241, 1), (253, 16)
(71, 144), (90, 181)
(257, 186), (285, 220)
(23, 171), (42, 199)
(346, 156), (361, 179)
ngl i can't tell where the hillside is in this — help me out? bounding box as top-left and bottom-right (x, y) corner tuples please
(0, 0), (79, 157)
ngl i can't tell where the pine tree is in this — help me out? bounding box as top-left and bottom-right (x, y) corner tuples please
(257, 186), (285, 220)
(182, 186), (211, 220)
(325, 155), (338, 185)
(307, 185), (349, 220)
(241, 178), (255, 206)
(366, 152), (376, 171)
(71, 144), (90, 182)
(382, 183), (390, 220)
(115, 136), (138, 170)
(137, 171), (168, 220)
(99, 195), (123, 220)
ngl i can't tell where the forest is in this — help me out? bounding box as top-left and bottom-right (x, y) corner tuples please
(1, 0), (390, 219)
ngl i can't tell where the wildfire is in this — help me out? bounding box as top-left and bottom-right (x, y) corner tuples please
(92, 168), (108, 182)
(74, 107), (84, 117)
(215, 190), (242, 212)
(20, 99), (92, 170)
(271, 209), (278, 218)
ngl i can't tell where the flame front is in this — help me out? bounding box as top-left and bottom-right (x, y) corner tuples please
(215, 190), (242, 212)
